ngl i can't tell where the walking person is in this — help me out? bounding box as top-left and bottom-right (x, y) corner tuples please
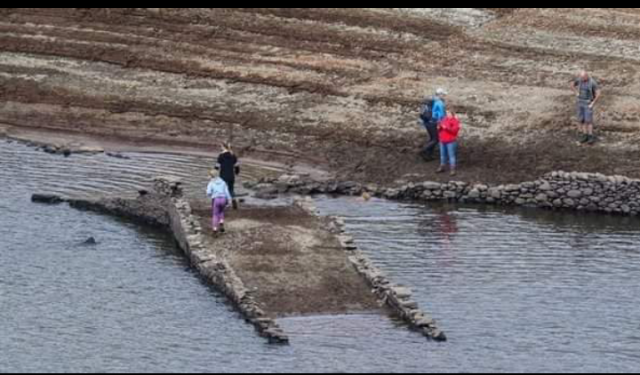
(206, 169), (233, 235)
(420, 88), (447, 161)
(217, 142), (240, 209)
(436, 110), (461, 176)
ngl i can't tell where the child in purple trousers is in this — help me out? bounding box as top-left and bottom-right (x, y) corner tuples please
(206, 169), (232, 235)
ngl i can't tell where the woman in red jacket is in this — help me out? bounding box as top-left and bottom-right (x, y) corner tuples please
(437, 110), (461, 176)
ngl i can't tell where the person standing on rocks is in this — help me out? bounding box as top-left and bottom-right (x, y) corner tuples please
(217, 142), (240, 210)
(207, 169), (233, 235)
(420, 88), (448, 162)
(572, 70), (601, 145)
(436, 110), (461, 176)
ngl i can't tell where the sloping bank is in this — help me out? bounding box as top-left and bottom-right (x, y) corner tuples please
(34, 177), (447, 344)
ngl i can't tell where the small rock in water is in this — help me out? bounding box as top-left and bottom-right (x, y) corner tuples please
(106, 152), (130, 160)
(43, 145), (59, 154)
(81, 237), (98, 246)
(432, 330), (448, 342)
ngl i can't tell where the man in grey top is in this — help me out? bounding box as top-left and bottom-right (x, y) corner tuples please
(572, 70), (601, 145)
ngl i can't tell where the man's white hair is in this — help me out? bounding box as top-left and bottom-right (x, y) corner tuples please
(436, 88), (448, 97)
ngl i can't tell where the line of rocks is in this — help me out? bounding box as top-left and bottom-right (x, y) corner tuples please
(38, 143), (105, 157)
(4, 136), (132, 159)
(256, 171), (640, 217)
(294, 197), (447, 342)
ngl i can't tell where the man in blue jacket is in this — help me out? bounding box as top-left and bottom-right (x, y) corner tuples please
(420, 88), (447, 161)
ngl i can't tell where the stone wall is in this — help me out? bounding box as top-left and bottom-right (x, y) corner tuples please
(152, 177), (290, 345)
(394, 172), (640, 216)
(67, 194), (171, 228)
(54, 177), (289, 344)
(264, 171), (640, 216)
(294, 197), (447, 342)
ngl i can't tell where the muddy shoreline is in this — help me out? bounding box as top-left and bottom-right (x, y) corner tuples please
(7, 125), (640, 220)
(0, 125), (331, 181)
(5, 124), (640, 194)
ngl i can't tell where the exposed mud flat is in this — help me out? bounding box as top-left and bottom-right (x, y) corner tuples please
(1, 8), (639, 187)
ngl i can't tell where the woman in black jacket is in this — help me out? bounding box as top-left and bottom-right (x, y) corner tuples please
(217, 143), (240, 209)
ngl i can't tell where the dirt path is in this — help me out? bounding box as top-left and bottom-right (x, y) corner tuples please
(1, 8), (639, 185)
(191, 202), (381, 317)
